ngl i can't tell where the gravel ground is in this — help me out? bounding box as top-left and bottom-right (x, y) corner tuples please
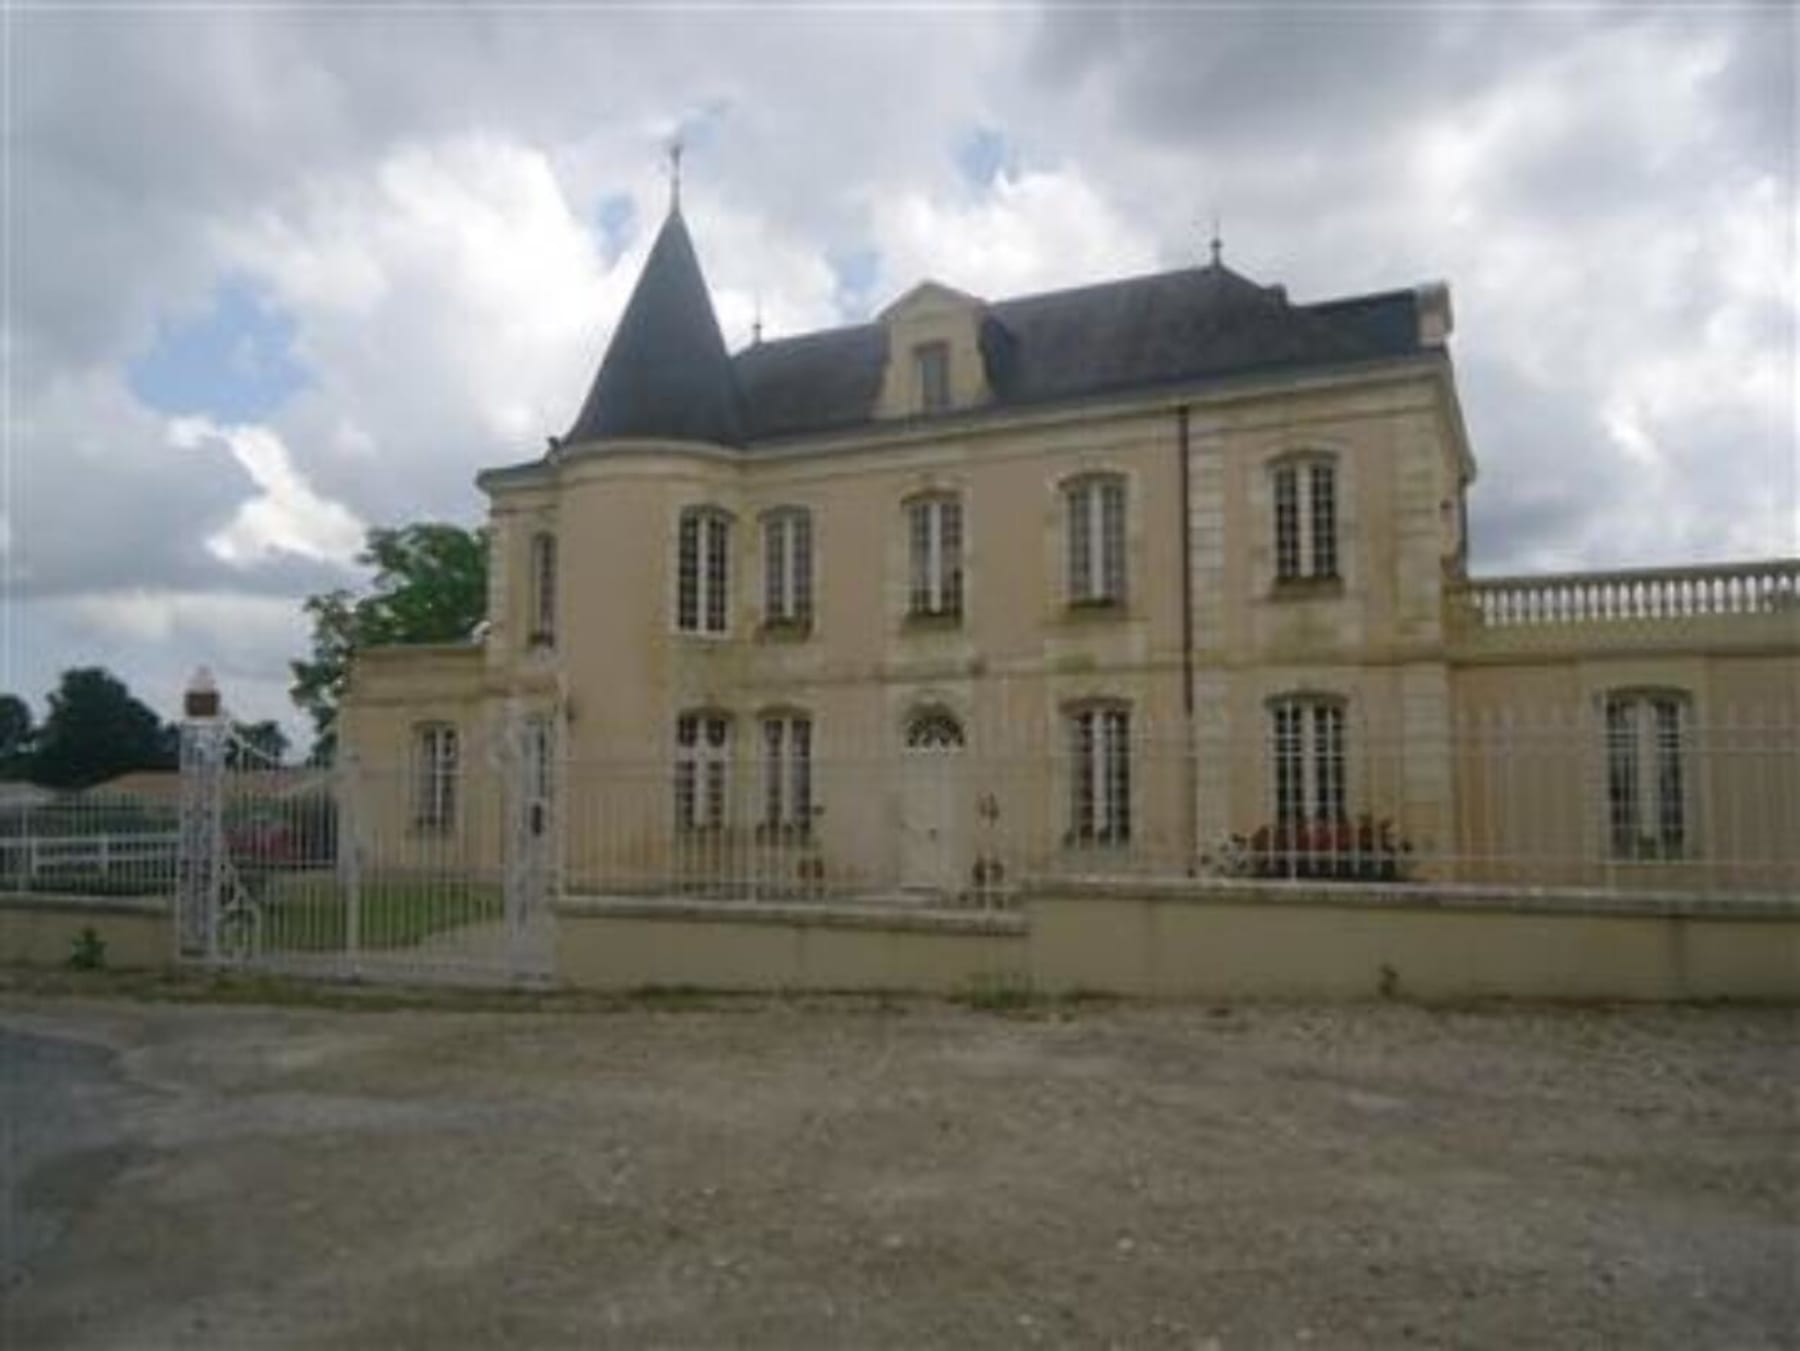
(1, 979), (1795, 1350)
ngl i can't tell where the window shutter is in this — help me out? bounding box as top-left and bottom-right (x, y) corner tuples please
(677, 514), (700, 631)
(705, 515), (730, 634)
(1309, 462), (1337, 579)
(1101, 479), (1126, 601)
(1068, 485), (1092, 600)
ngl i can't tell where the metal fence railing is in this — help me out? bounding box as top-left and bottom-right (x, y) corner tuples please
(529, 709), (1798, 908)
(10, 705), (1793, 926)
(0, 794), (181, 897)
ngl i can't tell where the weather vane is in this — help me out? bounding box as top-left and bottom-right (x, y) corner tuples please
(667, 133), (685, 212)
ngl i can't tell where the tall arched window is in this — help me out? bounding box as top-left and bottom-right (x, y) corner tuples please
(1066, 701), (1132, 845)
(674, 711), (731, 831)
(1064, 473), (1127, 606)
(762, 507), (813, 628)
(759, 710), (813, 837)
(905, 492), (963, 620)
(1271, 454), (1339, 583)
(1268, 695), (1346, 823)
(677, 507), (732, 635)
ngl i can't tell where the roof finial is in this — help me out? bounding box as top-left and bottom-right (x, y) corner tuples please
(752, 291), (764, 346)
(1208, 211), (1223, 267)
(666, 133), (685, 214)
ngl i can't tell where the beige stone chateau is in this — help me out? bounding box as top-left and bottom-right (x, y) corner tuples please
(340, 197), (1798, 899)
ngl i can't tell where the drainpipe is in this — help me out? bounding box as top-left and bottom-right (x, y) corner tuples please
(1177, 404), (1199, 876)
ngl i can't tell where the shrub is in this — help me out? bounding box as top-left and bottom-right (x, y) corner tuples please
(68, 926), (107, 970)
(1204, 815), (1413, 883)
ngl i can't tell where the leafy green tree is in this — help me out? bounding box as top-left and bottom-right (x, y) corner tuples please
(31, 668), (177, 789)
(291, 522), (488, 762)
(0, 694), (34, 778)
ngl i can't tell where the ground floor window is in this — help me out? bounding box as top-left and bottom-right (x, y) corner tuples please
(1605, 691), (1689, 858)
(1270, 697), (1346, 823)
(760, 714), (813, 838)
(412, 723), (458, 832)
(675, 712), (731, 831)
(1067, 704), (1131, 845)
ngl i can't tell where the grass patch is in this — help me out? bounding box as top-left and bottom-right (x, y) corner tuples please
(250, 873), (503, 952)
(952, 973), (1039, 1014)
(2, 866), (176, 898)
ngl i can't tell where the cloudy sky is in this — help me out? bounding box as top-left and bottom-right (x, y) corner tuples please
(5, 4), (1794, 740)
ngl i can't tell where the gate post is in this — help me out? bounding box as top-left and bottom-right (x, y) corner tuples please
(176, 667), (228, 962)
(496, 699), (557, 981)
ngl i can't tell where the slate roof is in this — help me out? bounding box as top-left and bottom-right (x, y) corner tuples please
(733, 264), (1424, 445)
(557, 208), (1427, 456)
(564, 207), (745, 447)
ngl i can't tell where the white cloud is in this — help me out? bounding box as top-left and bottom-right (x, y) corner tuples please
(872, 167), (1160, 304)
(167, 417), (365, 567)
(217, 134), (624, 519)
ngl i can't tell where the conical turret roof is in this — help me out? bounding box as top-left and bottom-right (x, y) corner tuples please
(564, 206), (744, 447)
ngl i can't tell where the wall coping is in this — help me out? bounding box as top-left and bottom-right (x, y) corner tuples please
(558, 895), (1026, 937)
(0, 891), (171, 919)
(1025, 876), (1800, 921)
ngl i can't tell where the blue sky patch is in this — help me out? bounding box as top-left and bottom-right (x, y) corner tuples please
(829, 247), (881, 318)
(594, 193), (638, 265)
(955, 126), (1011, 189)
(129, 277), (308, 423)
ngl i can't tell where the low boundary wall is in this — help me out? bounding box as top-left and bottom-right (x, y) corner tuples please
(6, 886), (1796, 1002)
(557, 897), (1028, 994)
(0, 894), (173, 970)
(1028, 881), (1800, 1001)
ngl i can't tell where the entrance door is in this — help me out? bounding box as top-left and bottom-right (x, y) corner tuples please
(900, 709), (965, 894)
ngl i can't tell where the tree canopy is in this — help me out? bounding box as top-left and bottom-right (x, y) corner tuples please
(31, 667), (177, 789)
(291, 522), (488, 762)
(227, 719), (290, 768)
(0, 694), (34, 779)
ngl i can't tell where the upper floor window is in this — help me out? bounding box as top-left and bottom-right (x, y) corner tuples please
(677, 507), (731, 635)
(1605, 691), (1690, 859)
(674, 712), (731, 832)
(529, 530), (557, 648)
(914, 341), (950, 413)
(760, 712), (814, 838)
(1272, 456), (1339, 584)
(907, 493), (963, 621)
(1067, 703), (1131, 846)
(412, 722), (459, 832)
(1065, 474), (1127, 606)
(762, 508), (813, 629)
(1270, 696), (1346, 823)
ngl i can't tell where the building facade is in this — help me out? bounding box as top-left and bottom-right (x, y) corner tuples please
(339, 199), (1799, 900)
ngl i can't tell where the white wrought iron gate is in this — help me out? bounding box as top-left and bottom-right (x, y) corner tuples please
(176, 700), (556, 986)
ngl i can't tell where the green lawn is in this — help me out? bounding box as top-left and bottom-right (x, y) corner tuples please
(251, 873), (503, 951)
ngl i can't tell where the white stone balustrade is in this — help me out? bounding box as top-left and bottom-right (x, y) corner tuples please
(1463, 559), (1800, 628)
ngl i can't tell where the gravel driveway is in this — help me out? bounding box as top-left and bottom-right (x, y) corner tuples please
(2, 981), (1794, 1350)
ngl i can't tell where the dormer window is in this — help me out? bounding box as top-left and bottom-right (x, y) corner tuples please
(914, 341), (950, 413)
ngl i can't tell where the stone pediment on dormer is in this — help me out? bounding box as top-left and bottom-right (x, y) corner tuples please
(875, 279), (994, 419)
(878, 281), (984, 324)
